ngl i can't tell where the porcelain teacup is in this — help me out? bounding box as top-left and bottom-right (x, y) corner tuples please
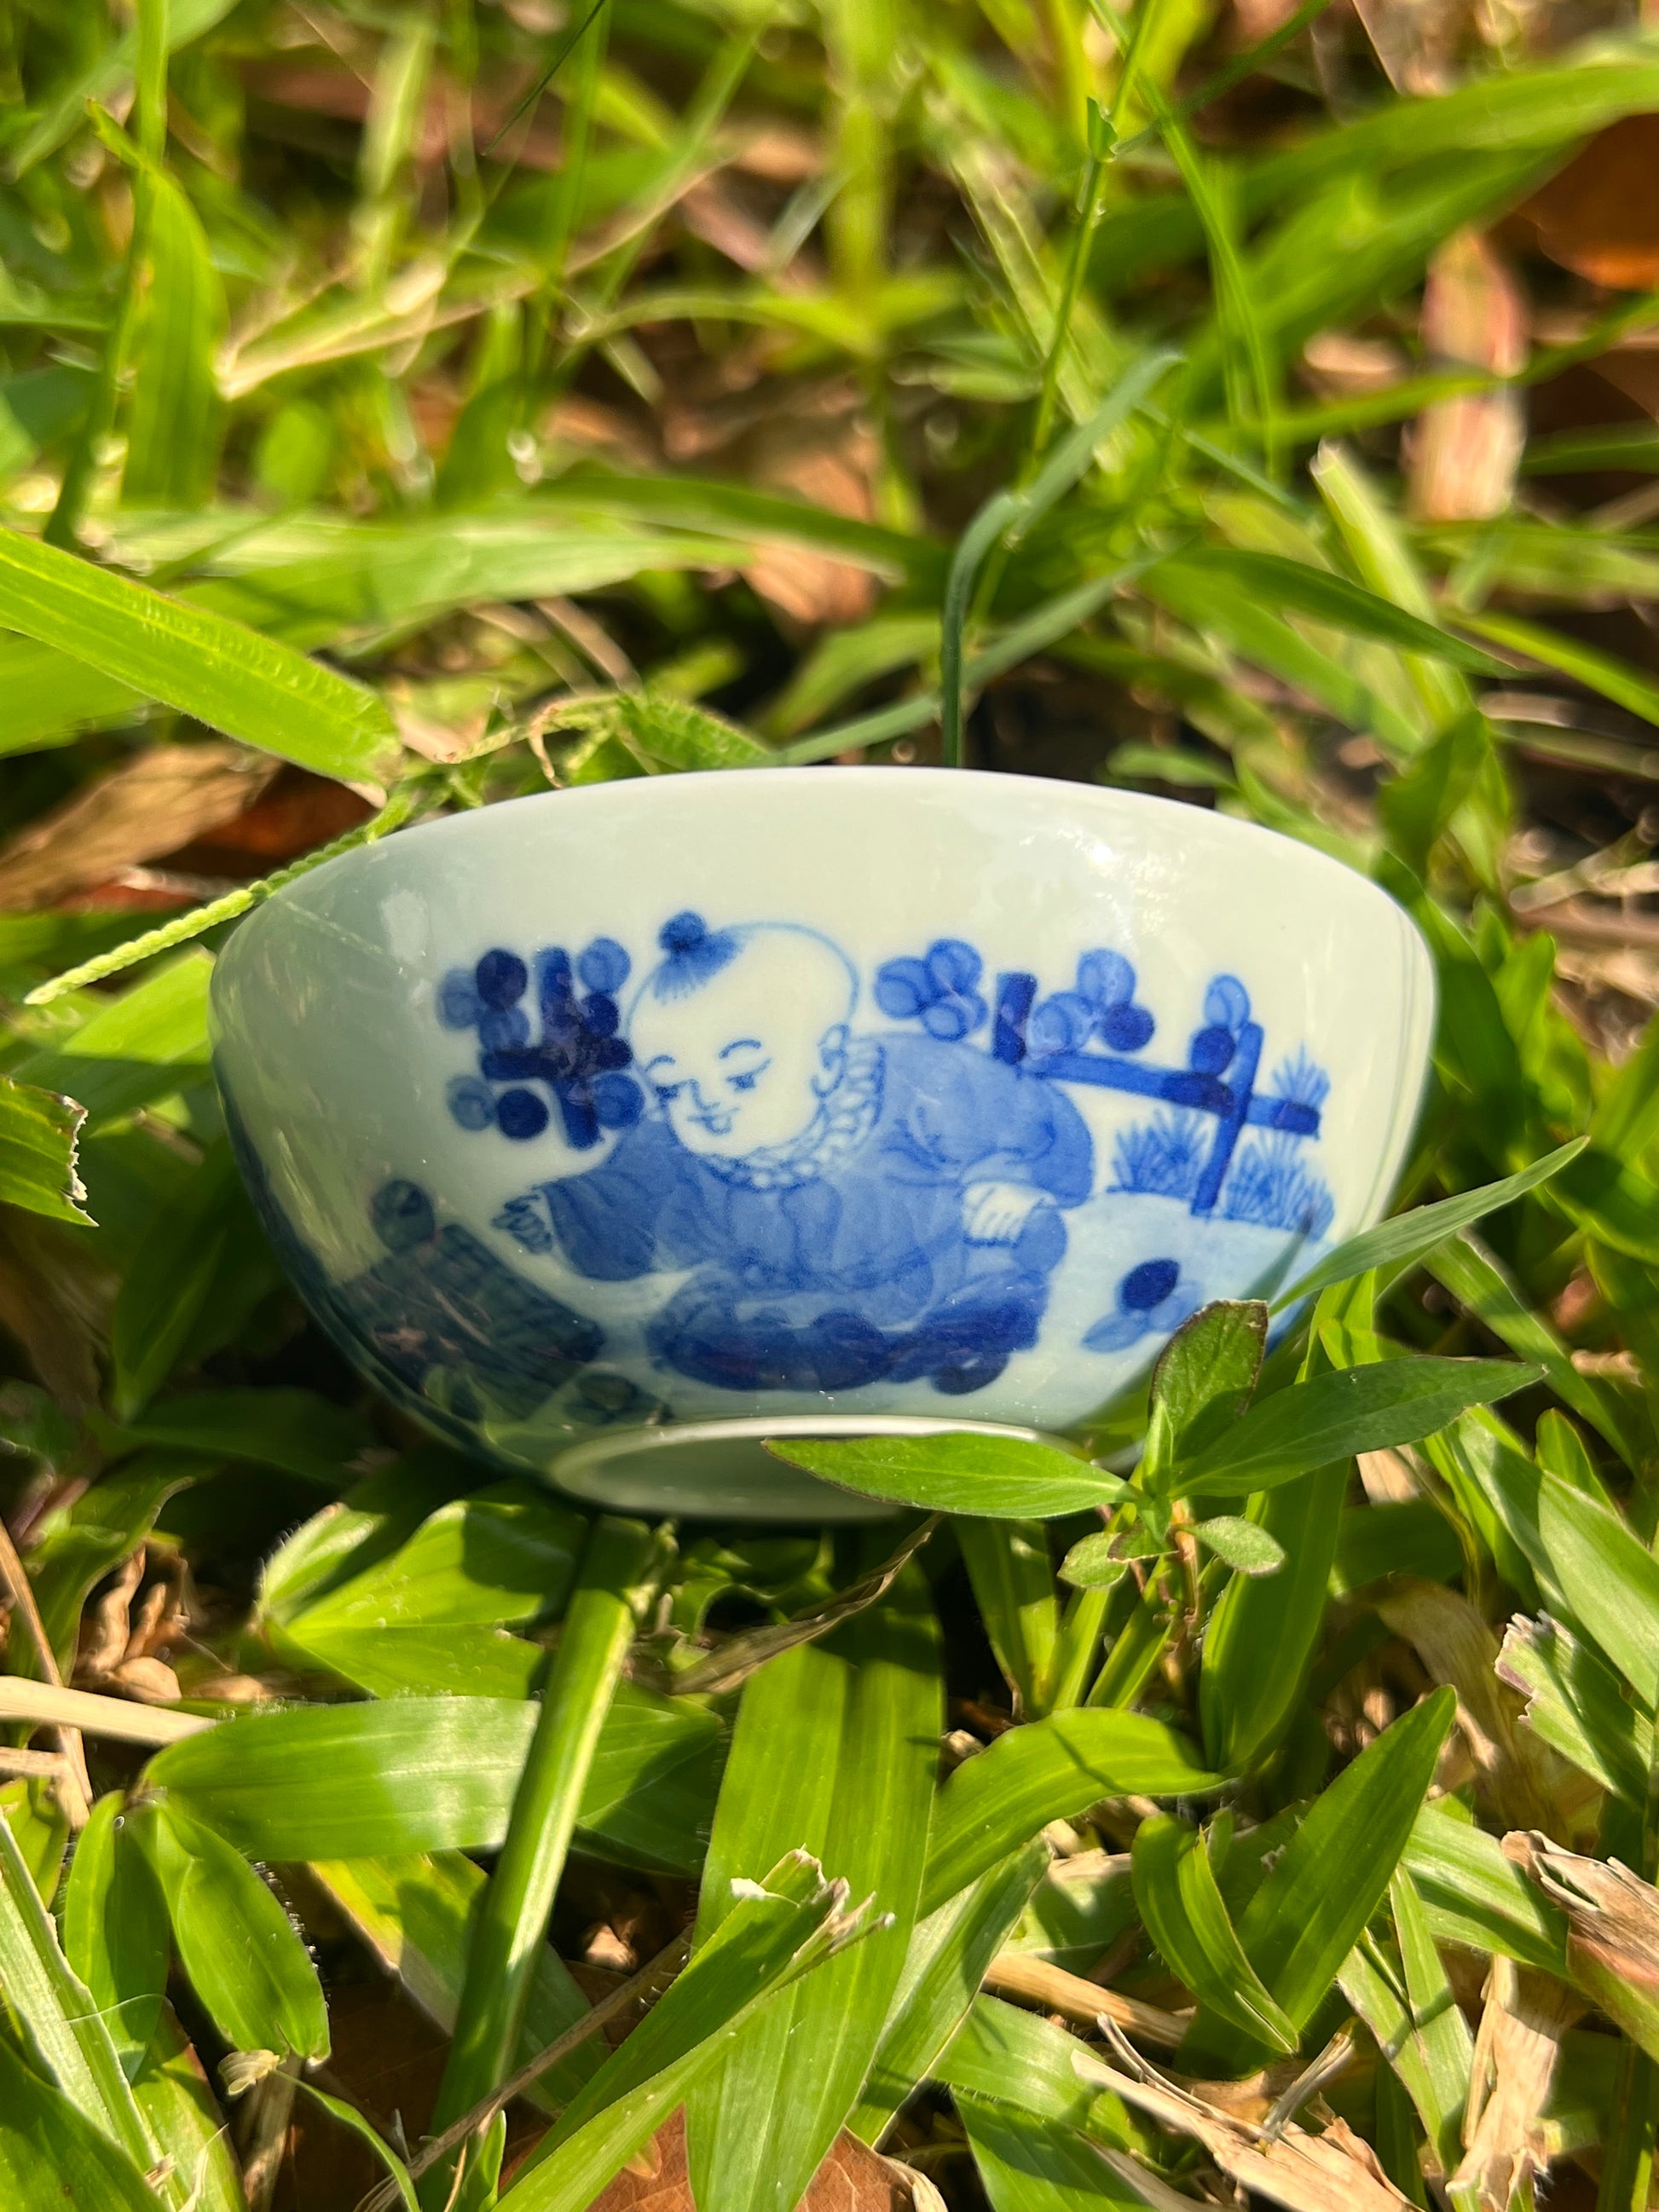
(210, 769), (1435, 1518)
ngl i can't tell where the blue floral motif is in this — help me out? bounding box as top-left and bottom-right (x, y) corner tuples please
(1028, 950), (1156, 1057)
(875, 939), (987, 1040)
(1083, 1258), (1201, 1352)
(439, 938), (644, 1148)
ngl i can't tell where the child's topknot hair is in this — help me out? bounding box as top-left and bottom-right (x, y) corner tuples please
(651, 910), (741, 999)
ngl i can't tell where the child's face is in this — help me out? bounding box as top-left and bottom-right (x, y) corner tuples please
(632, 939), (848, 1160)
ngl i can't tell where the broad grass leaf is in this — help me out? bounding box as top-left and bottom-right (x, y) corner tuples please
(934, 1996), (1135, 2140)
(685, 1576), (940, 2212)
(1377, 709), (1493, 882)
(1528, 1475), (1659, 1706)
(1273, 1141), (1587, 1308)
(257, 1456), (477, 1626)
(1340, 1911), (1470, 2179)
(0, 638), (136, 759)
(0, 527), (400, 783)
(311, 1851), (600, 2111)
(130, 2003), (248, 2212)
(922, 1712), (1218, 1915)
(1588, 1010), (1659, 1162)
(767, 1434), (1130, 1518)
(1389, 1868), (1473, 2172)
(61, 1793), (171, 2073)
(495, 1854), (880, 2212)
(0, 2037), (159, 2212)
(955, 1522), (1060, 1714)
(142, 1801), (329, 2061)
(1142, 1300), (1265, 1490)
(1379, 860), (1531, 1155)
(1547, 1144), (1659, 1270)
(1185, 1689), (1455, 2069)
(1199, 1461), (1346, 1770)
(1459, 606), (1659, 729)
(960, 2091), (1145, 2212)
(277, 1623), (545, 1700)
(1498, 1614), (1648, 1804)
(110, 1141), (242, 1418)
(119, 166), (226, 509)
(1170, 550), (1502, 669)
(1131, 1816), (1298, 2055)
(1425, 1233), (1643, 1470)
(0, 1811), (162, 2183)
(292, 2080), (418, 2210)
(279, 1481), (586, 1632)
(10, 952), (212, 1127)
(108, 1387), (371, 1489)
(1177, 1358), (1537, 1498)
(1310, 443), (1468, 734)
(1399, 1803), (1567, 1975)
(171, 520), (754, 649)
(1138, 557), (1421, 754)
(0, 1075), (90, 1226)
(851, 1843), (1049, 2146)
(145, 1689), (722, 1874)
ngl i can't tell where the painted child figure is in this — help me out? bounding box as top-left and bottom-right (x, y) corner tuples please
(496, 913), (1094, 1396)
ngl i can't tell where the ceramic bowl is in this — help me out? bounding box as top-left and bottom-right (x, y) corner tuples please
(211, 768), (1435, 1519)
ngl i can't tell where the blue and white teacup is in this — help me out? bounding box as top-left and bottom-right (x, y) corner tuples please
(211, 769), (1435, 1517)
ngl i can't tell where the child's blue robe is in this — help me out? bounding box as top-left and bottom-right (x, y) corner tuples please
(505, 1033), (1094, 1395)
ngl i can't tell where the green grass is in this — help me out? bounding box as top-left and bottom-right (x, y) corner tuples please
(3, 0), (1659, 2205)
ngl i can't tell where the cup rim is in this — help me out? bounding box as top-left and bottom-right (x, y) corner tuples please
(275, 765), (1416, 939)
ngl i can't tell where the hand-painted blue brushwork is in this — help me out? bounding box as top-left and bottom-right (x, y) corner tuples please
(440, 939), (644, 1149)
(1027, 949), (1156, 1056)
(334, 1179), (604, 1418)
(1107, 1047), (1332, 1236)
(496, 915), (1093, 1395)
(990, 960), (1330, 1233)
(219, 1091), (619, 1436)
(875, 939), (987, 1041)
(443, 917), (1333, 1396)
(1083, 1257), (1201, 1352)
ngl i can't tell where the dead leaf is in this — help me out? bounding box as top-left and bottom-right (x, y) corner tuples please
(109, 1654), (184, 1704)
(1074, 2042), (1415, 2212)
(1348, 0), (1466, 95)
(1408, 231), (1526, 523)
(166, 765), (372, 867)
(584, 2111), (915, 2211)
(1356, 1449), (1419, 1503)
(1449, 1953), (1581, 2212)
(660, 378), (882, 627)
(1504, 1831), (1659, 2063)
(1376, 1580), (1560, 1828)
(0, 1207), (114, 1411)
(1521, 116), (1659, 289)
(0, 744), (279, 910)
(78, 1549), (144, 1681)
(982, 1947), (1190, 2049)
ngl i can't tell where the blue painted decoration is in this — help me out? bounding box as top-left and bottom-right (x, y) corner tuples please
(439, 938), (644, 1149)
(441, 916), (1334, 1400)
